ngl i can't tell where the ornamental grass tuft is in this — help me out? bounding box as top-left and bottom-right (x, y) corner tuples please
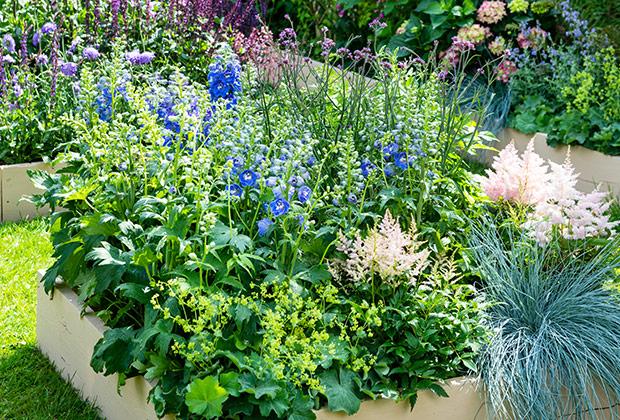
(470, 223), (620, 419)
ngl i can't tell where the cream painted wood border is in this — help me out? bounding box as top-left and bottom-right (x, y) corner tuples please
(0, 161), (54, 222)
(493, 129), (620, 196)
(36, 270), (488, 420)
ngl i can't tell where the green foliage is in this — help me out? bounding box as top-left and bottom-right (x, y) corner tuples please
(470, 222), (620, 419)
(510, 47), (620, 154)
(33, 48), (489, 418)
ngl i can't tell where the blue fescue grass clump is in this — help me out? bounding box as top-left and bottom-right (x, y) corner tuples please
(470, 225), (620, 420)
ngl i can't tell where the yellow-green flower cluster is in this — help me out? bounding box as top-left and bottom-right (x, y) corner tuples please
(508, 0), (529, 13)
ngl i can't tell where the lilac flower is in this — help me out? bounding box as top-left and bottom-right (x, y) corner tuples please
(32, 31), (40, 47)
(257, 218), (273, 237)
(2, 34), (15, 53)
(83, 47), (100, 60)
(12, 74), (22, 97)
(278, 28), (297, 49)
(20, 28), (28, 65)
(321, 37), (335, 57)
(60, 62), (78, 77)
(226, 183), (243, 197)
(369, 17), (387, 30)
(239, 169), (258, 187)
(126, 50), (155, 65)
(270, 198), (290, 217)
(2, 55), (15, 64)
(297, 186), (312, 203)
(41, 22), (57, 35)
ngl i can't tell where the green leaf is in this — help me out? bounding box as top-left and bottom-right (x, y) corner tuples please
(220, 372), (241, 397)
(415, 0), (445, 14)
(185, 376), (229, 419)
(319, 368), (361, 415)
(91, 327), (136, 376)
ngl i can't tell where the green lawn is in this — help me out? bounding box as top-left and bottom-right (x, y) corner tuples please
(0, 219), (101, 419)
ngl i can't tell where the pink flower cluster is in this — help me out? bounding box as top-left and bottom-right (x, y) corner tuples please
(496, 59), (517, 83)
(517, 27), (548, 49)
(330, 210), (430, 285)
(479, 142), (617, 244)
(477, 1), (507, 24)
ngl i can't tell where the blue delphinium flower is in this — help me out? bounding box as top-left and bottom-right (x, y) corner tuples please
(168, 186), (177, 194)
(266, 176), (278, 187)
(239, 169), (258, 188)
(394, 152), (409, 170)
(347, 193), (358, 204)
(383, 142), (398, 160)
(270, 198), (290, 217)
(208, 55), (242, 104)
(297, 185), (312, 203)
(257, 218), (273, 237)
(118, 162), (128, 171)
(361, 159), (376, 177)
(226, 184), (243, 197)
(384, 164), (395, 177)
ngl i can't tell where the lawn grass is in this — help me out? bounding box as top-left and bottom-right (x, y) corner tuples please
(0, 219), (101, 419)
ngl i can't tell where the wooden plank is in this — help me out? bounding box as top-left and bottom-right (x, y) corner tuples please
(0, 161), (53, 222)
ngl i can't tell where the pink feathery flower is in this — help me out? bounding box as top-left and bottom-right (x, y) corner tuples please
(330, 210), (430, 286)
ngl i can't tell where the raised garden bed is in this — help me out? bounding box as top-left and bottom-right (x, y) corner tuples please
(0, 162), (54, 223)
(36, 271), (487, 420)
(494, 129), (620, 196)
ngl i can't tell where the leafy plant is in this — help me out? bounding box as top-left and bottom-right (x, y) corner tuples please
(32, 39), (490, 418)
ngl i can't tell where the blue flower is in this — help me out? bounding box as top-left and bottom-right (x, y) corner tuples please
(226, 184), (243, 197)
(270, 198), (290, 217)
(384, 164), (395, 177)
(361, 159), (376, 177)
(208, 56), (242, 104)
(118, 162), (128, 171)
(168, 186), (177, 194)
(297, 185), (312, 203)
(288, 175), (302, 187)
(306, 156), (316, 166)
(394, 152), (409, 170)
(383, 142), (399, 160)
(266, 176), (278, 187)
(257, 218), (273, 237)
(347, 193), (358, 204)
(239, 169), (258, 188)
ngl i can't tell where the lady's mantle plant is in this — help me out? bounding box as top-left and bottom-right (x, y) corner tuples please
(33, 41), (488, 418)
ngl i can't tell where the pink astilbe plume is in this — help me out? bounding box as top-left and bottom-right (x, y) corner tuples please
(330, 210), (430, 286)
(477, 141), (549, 205)
(480, 143), (617, 244)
